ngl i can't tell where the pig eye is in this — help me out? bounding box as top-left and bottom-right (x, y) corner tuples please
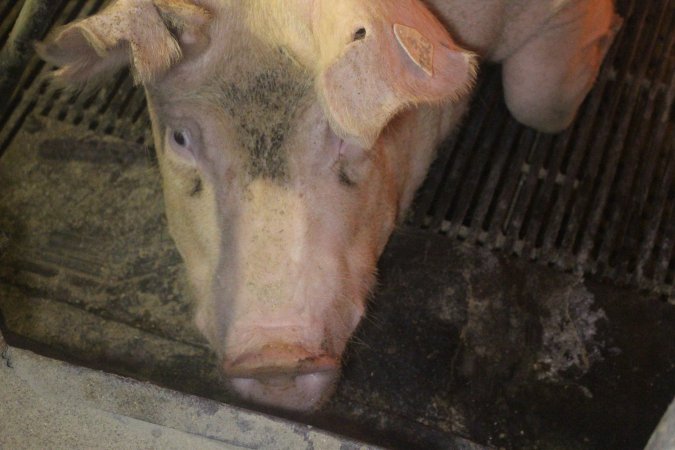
(166, 126), (197, 162)
(173, 130), (188, 147)
(171, 130), (190, 148)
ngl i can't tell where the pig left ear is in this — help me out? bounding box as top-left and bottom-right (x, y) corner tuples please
(314, 0), (477, 148)
(36, 0), (211, 85)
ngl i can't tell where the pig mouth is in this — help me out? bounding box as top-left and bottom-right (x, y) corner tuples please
(228, 371), (339, 411)
(222, 344), (341, 411)
(223, 347), (338, 377)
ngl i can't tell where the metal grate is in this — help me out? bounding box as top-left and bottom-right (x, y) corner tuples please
(0, 0), (152, 156)
(0, 0), (673, 298)
(411, 0), (674, 298)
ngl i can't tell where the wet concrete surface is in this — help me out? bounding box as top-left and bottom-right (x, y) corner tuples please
(0, 118), (674, 448)
(334, 231), (675, 449)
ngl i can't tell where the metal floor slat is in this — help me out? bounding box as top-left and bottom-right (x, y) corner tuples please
(0, 1), (673, 299)
(410, 0), (674, 298)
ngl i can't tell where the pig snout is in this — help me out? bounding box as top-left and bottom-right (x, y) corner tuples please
(222, 333), (341, 411)
(214, 273), (365, 411)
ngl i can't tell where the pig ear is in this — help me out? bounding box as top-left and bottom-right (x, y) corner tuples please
(314, 0), (477, 148)
(36, 0), (211, 85)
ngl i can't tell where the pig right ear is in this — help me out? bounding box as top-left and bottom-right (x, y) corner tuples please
(314, 0), (477, 148)
(36, 0), (211, 85)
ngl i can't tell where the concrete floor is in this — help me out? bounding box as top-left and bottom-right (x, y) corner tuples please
(0, 329), (383, 450)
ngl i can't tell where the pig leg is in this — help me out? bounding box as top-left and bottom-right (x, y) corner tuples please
(501, 0), (621, 133)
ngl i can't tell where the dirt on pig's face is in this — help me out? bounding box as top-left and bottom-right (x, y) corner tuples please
(147, 37), (398, 411)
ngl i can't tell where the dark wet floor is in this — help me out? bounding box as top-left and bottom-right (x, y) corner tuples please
(0, 116), (674, 449)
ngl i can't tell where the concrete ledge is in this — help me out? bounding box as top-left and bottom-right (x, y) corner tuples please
(0, 332), (377, 450)
(646, 396), (675, 450)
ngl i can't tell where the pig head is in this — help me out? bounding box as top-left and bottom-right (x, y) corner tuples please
(38, 0), (476, 410)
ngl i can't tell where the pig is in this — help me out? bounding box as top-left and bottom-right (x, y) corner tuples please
(37, 0), (619, 411)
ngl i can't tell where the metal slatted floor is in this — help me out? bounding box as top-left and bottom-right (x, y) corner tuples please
(411, 0), (674, 298)
(1, 0), (672, 299)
